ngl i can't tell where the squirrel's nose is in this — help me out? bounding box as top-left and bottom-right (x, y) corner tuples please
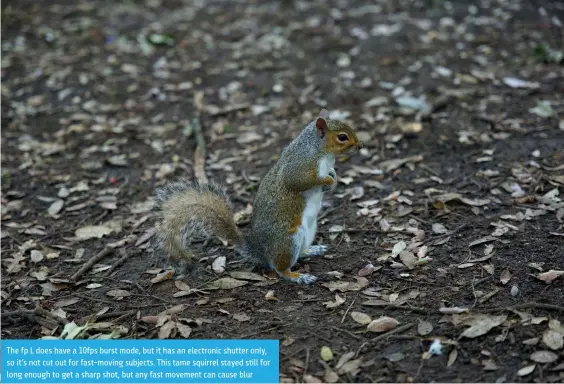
(357, 142), (364, 149)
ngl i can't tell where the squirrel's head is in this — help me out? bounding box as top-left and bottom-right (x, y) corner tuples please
(315, 109), (363, 155)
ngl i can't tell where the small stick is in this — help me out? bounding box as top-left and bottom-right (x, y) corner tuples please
(71, 246), (114, 282)
(331, 326), (362, 340)
(105, 248), (134, 276)
(302, 348), (310, 381)
(2, 306), (68, 325)
(371, 322), (415, 343)
(483, 302), (564, 313)
(341, 292), (359, 323)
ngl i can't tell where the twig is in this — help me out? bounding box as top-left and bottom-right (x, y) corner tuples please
(483, 302), (564, 313)
(331, 326), (362, 340)
(105, 248), (135, 276)
(341, 292), (359, 323)
(362, 303), (431, 315)
(82, 310), (137, 323)
(71, 246), (113, 282)
(371, 322), (415, 343)
(2, 306), (68, 325)
(302, 348), (310, 381)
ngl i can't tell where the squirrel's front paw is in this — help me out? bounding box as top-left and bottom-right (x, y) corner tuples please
(322, 168), (337, 192)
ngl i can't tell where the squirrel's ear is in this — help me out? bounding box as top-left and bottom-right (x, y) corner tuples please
(315, 117), (327, 138)
(318, 109), (330, 119)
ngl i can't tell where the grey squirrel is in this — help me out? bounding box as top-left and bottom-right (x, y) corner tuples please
(154, 110), (363, 284)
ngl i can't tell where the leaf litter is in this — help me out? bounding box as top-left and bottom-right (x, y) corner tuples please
(2, 1), (563, 382)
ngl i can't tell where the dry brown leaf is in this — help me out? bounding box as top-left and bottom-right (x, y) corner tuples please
(206, 277), (248, 290)
(323, 294), (346, 309)
(367, 316), (399, 333)
(542, 329), (563, 350)
(517, 364), (535, 376)
(322, 277), (369, 292)
(335, 351), (355, 370)
(106, 289), (132, 300)
(530, 350), (558, 363)
(447, 349), (458, 367)
(537, 270), (564, 283)
(229, 271), (267, 281)
(176, 322), (192, 338)
(233, 313), (251, 322)
(417, 320), (433, 336)
(338, 359), (363, 375)
(350, 311), (372, 325)
(54, 298), (80, 308)
(264, 290), (279, 301)
(303, 375), (322, 383)
(151, 270), (174, 284)
(500, 269), (511, 285)
(460, 314), (507, 339)
(158, 320), (176, 339)
(439, 307), (469, 314)
(30, 249), (44, 263)
(324, 368), (339, 383)
(399, 250), (417, 269)
(212, 256), (226, 274)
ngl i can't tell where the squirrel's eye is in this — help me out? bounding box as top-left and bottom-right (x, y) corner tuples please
(337, 134), (349, 142)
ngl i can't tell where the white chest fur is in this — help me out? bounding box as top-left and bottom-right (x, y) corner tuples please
(298, 154), (335, 252)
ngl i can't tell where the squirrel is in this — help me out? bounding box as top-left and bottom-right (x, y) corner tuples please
(154, 109), (363, 284)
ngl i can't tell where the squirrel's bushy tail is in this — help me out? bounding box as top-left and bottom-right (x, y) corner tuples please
(154, 180), (242, 264)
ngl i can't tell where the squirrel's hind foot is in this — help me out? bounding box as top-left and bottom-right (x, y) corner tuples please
(296, 273), (317, 284)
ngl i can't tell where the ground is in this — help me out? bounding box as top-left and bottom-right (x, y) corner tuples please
(2, 0), (564, 382)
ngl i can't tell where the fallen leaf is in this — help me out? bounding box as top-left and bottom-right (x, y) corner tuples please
(537, 270), (564, 283)
(439, 307), (469, 314)
(542, 329), (564, 350)
(106, 289), (131, 300)
(320, 346), (334, 361)
(500, 269), (511, 285)
(30, 250), (44, 263)
(367, 316), (399, 332)
(206, 277), (248, 290)
(212, 256), (226, 274)
(358, 263), (378, 276)
(264, 290), (279, 301)
(517, 364), (535, 376)
(229, 271), (267, 281)
(460, 314), (507, 339)
(75, 225), (113, 240)
(233, 313), (251, 322)
(392, 241), (407, 257)
(158, 320), (176, 339)
(176, 322), (192, 338)
(323, 294), (346, 309)
(530, 350), (558, 363)
(447, 349), (458, 367)
(151, 270), (174, 284)
(54, 298), (80, 308)
(322, 277), (369, 292)
(417, 321), (433, 336)
(350, 311), (372, 325)
(399, 250), (417, 269)
(324, 368), (339, 383)
(48, 200), (64, 217)
(432, 223), (448, 234)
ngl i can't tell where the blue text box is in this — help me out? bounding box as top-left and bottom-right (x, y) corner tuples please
(1, 339), (279, 383)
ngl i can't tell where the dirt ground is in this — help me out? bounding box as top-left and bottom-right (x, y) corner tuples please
(2, 0), (564, 382)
